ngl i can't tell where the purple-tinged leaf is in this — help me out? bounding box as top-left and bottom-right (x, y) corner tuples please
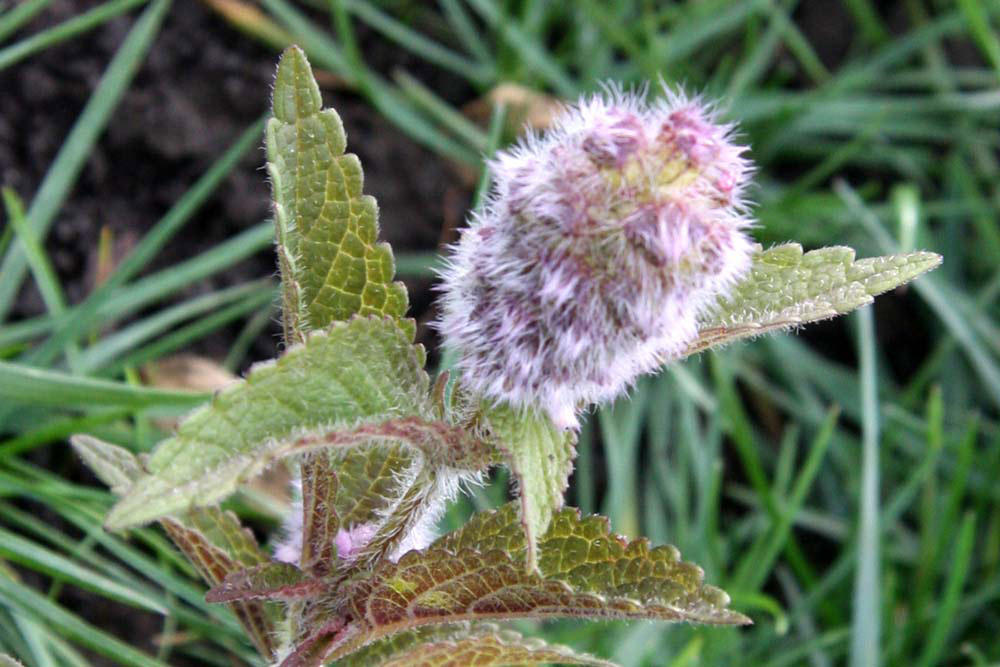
(184, 506), (269, 568)
(378, 630), (615, 667)
(279, 615), (350, 667)
(206, 561), (327, 603)
(337, 623), (615, 667)
(303, 503), (747, 663)
(300, 453), (340, 575)
(287, 417), (493, 472)
(161, 516), (276, 659)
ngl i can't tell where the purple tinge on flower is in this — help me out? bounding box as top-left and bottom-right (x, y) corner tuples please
(437, 87), (755, 430)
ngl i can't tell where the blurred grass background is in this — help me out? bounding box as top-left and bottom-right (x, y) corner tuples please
(1, 0), (1000, 665)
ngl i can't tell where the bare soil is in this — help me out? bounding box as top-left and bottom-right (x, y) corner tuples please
(1, 0), (468, 363)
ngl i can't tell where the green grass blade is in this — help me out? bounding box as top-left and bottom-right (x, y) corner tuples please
(0, 407), (131, 460)
(465, 0), (576, 97)
(957, 0), (1000, 81)
(733, 408), (839, 592)
(394, 69), (489, 151)
(472, 100), (508, 209)
(0, 187), (83, 373)
(725, 6), (785, 99)
(835, 180), (1000, 411)
(0, 315), (54, 352)
(0, 188), (66, 319)
(0, 0), (171, 319)
(0, 222), (274, 363)
(828, 7), (969, 93)
(437, 0), (493, 65)
(660, 0), (769, 68)
(843, 0), (890, 43)
(222, 307), (274, 372)
(0, 475), (244, 633)
(915, 512), (977, 667)
(0, 0), (148, 70)
(0, 0), (54, 43)
(0, 572), (169, 667)
(99, 120), (266, 290)
(100, 286), (274, 375)
(599, 384), (649, 537)
(96, 223), (274, 330)
(0, 360), (207, 411)
(7, 613), (57, 667)
(262, 0), (479, 165)
(345, 0), (492, 85)
(393, 252), (442, 278)
(77, 280), (273, 373)
(849, 306), (880, 667)
(0, 526), (166, 614)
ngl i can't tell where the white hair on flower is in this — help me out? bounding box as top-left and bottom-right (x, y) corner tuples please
(437, 84), (756, 430)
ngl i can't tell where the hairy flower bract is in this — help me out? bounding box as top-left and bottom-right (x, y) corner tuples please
(438, 88), (755, 429)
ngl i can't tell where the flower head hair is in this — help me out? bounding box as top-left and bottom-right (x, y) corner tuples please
(438, 87), (755, 430)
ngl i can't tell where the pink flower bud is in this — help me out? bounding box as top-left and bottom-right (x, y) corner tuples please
(437, 88), (755, 429)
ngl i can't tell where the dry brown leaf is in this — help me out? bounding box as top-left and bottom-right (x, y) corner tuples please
(465, 82), (564, 132)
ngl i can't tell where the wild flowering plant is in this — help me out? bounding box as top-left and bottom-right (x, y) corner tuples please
(73, 47), (940, 667)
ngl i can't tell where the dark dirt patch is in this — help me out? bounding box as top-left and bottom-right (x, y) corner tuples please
(1, 0), (464, 363)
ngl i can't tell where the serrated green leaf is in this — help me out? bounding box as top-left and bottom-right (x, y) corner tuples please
(686, 244), (942, 355)
(485, 404), (575, 572)
(342, 623), (616, 667)
(267, 46), (408, 341)
(436, 503), (743, 621)
(104, 317), (432, 529)
(308, 503), (746, 664)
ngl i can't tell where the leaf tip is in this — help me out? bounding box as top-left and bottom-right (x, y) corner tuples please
(915, 250), (943, 272)
(860, 249), (943, 297)
(273, 45), (321, 122)
(71, 434), (144, 497)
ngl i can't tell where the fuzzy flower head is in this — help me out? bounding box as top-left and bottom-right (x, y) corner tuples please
(438, 87), (755, 429)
